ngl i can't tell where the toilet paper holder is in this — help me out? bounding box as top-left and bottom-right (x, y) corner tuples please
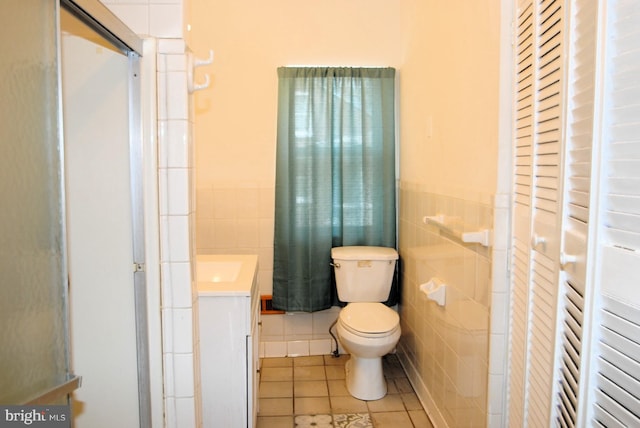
(420, 278), (446, 306)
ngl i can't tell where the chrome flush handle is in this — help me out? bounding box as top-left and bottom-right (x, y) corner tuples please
(330, 262), (341, 268)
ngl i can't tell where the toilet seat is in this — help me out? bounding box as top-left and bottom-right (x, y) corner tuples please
(339, 302), (400, 338)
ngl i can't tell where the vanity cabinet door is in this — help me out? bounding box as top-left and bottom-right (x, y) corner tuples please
(198, 295), (250, 427)
(247, 307), (260, 428)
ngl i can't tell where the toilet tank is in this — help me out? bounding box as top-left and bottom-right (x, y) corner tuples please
(331, 246), (398, 302)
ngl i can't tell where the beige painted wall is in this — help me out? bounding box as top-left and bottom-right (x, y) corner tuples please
(189, 0), (499, 201)
(399, 1), (500, 203)
(189, 0), (404, 186)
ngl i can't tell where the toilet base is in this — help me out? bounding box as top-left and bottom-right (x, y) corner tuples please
(344, 356), (386, 400)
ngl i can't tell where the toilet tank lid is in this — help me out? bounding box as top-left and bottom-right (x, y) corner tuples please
(331, 246), (398, 260)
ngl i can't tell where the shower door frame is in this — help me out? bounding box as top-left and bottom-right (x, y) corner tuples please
(59, 1), (153, 427)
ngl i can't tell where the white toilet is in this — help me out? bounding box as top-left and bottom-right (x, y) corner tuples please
(331, 246), (401, 400)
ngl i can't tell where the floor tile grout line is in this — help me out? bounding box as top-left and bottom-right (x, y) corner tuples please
(258, 354), (429, 428)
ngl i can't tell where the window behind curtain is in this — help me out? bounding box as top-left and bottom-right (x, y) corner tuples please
(272, 67), (397, 312)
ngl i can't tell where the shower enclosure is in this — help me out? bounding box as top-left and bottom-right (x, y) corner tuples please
(0, 0), (76, 406)
(1, 1), (160, 426)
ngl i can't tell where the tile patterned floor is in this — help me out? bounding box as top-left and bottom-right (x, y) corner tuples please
(257, 354), (434, 428)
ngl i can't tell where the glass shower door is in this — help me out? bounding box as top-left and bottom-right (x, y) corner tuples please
(61, 8), (142, 427)
(0, 0), (77, 404)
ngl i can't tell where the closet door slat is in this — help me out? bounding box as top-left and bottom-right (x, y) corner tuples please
(594, 5), (640, 424)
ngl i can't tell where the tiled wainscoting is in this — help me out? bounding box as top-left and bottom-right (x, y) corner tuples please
(397, 182), (510, 426)
(259, 307), (343, 358)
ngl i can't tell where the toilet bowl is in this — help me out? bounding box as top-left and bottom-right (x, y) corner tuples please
(331, 246), (400, 400)
(336, 302), (401, 400)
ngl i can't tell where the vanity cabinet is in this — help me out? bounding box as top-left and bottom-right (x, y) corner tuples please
(197, 255), (260, 428)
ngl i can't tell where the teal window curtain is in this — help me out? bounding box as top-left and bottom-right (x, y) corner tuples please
(273, 67), (397, 312)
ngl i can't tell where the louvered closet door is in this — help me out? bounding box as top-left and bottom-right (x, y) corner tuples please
(509, 1), (535, 426)
(554, 0), (598, 426)
(528, 2), (565, 426)
(510, 0), (566, 426)
(589, 0), (640, 425)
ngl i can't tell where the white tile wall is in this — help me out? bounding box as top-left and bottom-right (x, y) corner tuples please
(258, 307), (341, 358)
(102, 0), (186, 39)
(310, 339), (334, 356)
(150, 4), (183, 38)
(106, 4), (150, 36)
(156, 38), (199, 427)
(396, 182), (496, 428)
(103, 1), (199, 425)
(287, 340), (310, 357)
(487, 192), (511, 426)
(196, 182), (274, 296)
(262, 341), (287, 358)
